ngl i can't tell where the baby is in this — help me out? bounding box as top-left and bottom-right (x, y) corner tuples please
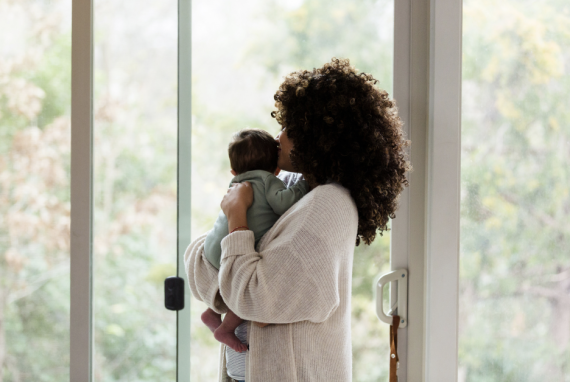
(201, 128), (309, 352)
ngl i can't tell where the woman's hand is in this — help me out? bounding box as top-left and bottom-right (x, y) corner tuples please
(221, 181), (253, 232)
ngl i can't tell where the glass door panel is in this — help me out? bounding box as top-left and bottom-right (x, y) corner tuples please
(191, 0), (394, 380)
(92, 1), (178, 380)
(0, 1), (71, 380)
(460, 0), (570, 380)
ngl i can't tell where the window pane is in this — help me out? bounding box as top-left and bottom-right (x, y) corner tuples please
(0, 1), (71, 380)
(191, 0), (394, 380)
(92, 1), (178, 380)
(460, 1), (570, 380)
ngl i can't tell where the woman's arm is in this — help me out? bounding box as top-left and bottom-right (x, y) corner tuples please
(219, 182), (353, 324)
(183, 181), (253, 314)
(218, 228), (341, 324)
(184, 233), (228, 314)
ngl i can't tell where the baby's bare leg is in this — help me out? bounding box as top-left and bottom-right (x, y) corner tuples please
(214, 309), (248, 353)
(201, 308), (222, 333)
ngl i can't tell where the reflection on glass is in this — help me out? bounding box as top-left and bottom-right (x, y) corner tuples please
(0, 1), (71, 381)
(92, 1), (178, 380)
(191, 0), (393, 380)
(460, 0), (570, 380)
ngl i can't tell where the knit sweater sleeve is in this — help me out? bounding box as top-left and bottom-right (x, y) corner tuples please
(218, 187), (354, 324)
(184, 233), (229, 314)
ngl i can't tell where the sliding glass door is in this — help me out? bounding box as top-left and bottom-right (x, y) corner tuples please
(8, 0), (402, 380)
(190, 0), (395, 380)
(91, 1), (179, 380)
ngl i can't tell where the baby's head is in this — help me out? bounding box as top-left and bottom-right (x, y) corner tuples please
(228, 129), (279, 176)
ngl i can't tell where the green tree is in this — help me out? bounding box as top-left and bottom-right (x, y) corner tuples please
(0, 2), (71, 380)
(460, 0), (570, 380)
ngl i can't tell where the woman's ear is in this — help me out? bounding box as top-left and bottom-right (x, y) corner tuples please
(231, 169), (237, 176)
(274, 167), (281, 176)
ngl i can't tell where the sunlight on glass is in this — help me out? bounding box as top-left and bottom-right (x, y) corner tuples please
(191, 0), (394, 380)
(460, 0), (570, 380)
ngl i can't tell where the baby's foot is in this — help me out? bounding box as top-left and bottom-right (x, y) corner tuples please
(201, 310), (222, 333)
(214, 327), (248, 353)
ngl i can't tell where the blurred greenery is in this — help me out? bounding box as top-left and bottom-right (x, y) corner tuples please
(2, 0), (569, 381)
(90, 1), (179, 380)
(460, 0), (570, 380)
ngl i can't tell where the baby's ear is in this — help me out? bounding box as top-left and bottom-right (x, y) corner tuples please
(274, 167), (281, 176)
(231, 169), (237, 176)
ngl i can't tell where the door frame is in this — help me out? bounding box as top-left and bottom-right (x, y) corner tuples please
(177, 0), (192, 380)
(390, 0), (462, 381)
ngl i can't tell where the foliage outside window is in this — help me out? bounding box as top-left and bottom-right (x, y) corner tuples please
(460, 0), (570, 380)
(2, 0), (568, 381)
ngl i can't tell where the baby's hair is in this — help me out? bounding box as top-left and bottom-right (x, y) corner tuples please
(228, 129), (278, 175)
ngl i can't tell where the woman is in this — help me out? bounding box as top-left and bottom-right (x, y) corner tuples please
(185, 58), (410, 382)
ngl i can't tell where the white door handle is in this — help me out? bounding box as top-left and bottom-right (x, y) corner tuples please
(375, 268), (408, 328)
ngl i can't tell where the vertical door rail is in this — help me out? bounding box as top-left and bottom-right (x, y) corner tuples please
(425, 0), (462, 381)
(70, 0), (94, 380)
(392, 0), (462, 381)
(177, 0), (192, 380)
(391, 0), (412, 379)
(391, 0), (431, 380)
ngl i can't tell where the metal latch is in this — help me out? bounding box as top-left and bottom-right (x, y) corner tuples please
(164, 276), (185, 311)
(375, 269), (408, 328)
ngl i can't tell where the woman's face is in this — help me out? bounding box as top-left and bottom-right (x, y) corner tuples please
(275, 127), (295, 172)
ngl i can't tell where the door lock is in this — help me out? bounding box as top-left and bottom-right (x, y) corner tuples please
(164, 276), (185, 311)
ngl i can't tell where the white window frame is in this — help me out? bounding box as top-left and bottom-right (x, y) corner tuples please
(177, 0), (192, 380)
(390, 0), (462, 381)
(70, 0), (463, 380)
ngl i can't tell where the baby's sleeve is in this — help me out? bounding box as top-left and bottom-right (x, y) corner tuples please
(264, 175), (309, 215)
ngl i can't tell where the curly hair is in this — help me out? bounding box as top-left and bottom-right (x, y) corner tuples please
(271, 58), (411, 245)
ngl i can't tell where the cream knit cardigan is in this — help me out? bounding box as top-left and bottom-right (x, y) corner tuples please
(184, 183), (358, 382)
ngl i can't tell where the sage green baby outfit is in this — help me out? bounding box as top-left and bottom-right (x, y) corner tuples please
(204, 170), (309, 269)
